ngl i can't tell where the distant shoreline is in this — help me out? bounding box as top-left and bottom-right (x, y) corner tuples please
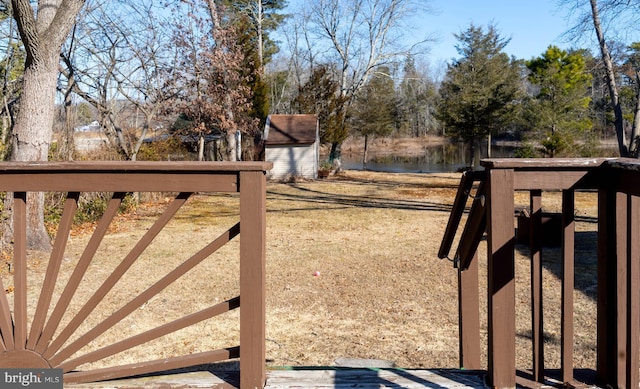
(327, 135), (620, 159)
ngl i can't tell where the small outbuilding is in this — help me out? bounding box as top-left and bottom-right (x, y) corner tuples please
(263, 114), (320, 180)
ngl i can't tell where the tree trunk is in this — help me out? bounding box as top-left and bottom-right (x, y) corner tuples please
(9, 56), (59, 250)
(362, 134), (369, 170)
(589, 0), (629, 156)
(468, 139), (482, 170)
(198, 135), (205, 161)
(236, 130), (242, 161)
(130, 122), (149, 162)
(63, 96), (75, 161)
(329, 141), (342, 171)
(227, 130), (237, 161)
(7, 0), (86, 251)
(631, 70), (640, 157)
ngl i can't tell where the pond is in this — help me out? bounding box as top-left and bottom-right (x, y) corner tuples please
(340, 143), (516, 173)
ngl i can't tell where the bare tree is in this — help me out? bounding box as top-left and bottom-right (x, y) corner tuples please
(170, 0), (256, 161)
(298, 0), (432, 165)
(8, 0), (85, 250)
(561, 0), (640, 156)
(223, 0), (287, 73)
(59, 0), (128, 156)
(60, 0), (177, 160)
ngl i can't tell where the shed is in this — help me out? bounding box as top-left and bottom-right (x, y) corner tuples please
(263, 114), (319, 179)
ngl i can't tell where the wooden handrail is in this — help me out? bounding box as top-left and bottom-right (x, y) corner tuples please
(448, 158), (640, 389)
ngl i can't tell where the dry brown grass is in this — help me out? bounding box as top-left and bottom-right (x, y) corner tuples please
(2, 170), (600, 374)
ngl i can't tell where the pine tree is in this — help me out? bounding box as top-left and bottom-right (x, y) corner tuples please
(436, 24), (522, 168)
(525, 46), (592, 157)
(223, 0), (288, 126)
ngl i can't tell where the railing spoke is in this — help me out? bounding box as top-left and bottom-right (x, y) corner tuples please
(14, 192), (27, 350)
(63, 347), (240, 384)
(27, 192), (79, 350)
(458, 253), (480, 369)
(35, 192), (126, 353)
(561, 190), (575, 383)
(529, 190), (544, 382)
(58, 296), (240, 371)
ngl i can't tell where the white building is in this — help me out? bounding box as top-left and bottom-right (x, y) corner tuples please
(263, 114), (319, 180)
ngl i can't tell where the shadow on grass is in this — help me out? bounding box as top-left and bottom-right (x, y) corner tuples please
(267, 183), (454, 214)
(515, 230), (598, 302)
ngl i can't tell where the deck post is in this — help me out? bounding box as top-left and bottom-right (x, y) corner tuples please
(561, 190), (575, 384)
(627, 195), (640, 389)
(597, 188), (624, 388)
(239, 170), (267, 389)
(615, 192), (628, 388)
(458, 252), (480, 369)
(486, 168), (516, 389)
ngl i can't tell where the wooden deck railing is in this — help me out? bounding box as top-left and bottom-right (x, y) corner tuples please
(440, 158), (640, 389)
(0, 161), (271, 389)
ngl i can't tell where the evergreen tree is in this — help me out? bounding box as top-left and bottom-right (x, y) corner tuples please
(525, 46), (592, 157)
(436, 24), (522, 168)
(294, 65), (347, 145)
(234, 17), (271, 125)
(223, 0), (288, 126)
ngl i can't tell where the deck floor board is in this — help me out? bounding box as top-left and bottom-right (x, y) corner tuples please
(65, 368), (487, 388)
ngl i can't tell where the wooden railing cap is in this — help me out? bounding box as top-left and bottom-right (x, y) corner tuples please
(603, 158), (640, 171)
(480, 158), (613, 170)
(0, 160), (273, 173)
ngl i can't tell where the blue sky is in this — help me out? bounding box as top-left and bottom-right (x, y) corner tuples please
(283, 0), (581, 65)
(426, 0), (575, 62)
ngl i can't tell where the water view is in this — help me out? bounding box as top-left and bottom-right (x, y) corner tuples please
(340, 143), (516, 173)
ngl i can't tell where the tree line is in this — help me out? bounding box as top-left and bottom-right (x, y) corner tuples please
(1, 0), (640, 249)
(2, 1), (640, 164)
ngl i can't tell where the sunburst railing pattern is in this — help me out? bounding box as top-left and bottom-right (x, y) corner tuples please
(0, 161), (270, 388)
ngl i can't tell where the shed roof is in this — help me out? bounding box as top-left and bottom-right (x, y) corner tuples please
(264, 114), (318, 146)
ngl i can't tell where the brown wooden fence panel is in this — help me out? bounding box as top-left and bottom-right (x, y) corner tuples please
(448, 158), (640, 389)
(0, 161), (271, 389)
